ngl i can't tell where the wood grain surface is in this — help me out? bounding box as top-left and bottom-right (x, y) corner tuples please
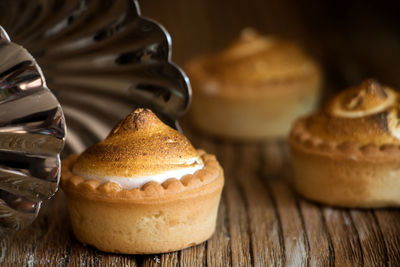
(2, 0), (400, 266)
(2, 132), (400, 266)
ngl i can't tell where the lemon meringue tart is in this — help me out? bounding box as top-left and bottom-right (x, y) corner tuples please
(186, 29), (322, 139)
(61, 108), (224, 254)
(290, 79), (400, 207)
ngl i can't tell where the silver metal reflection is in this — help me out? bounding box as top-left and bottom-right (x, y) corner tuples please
(0, 27), (66, 233)
(0, 0), (191, 234)
(0, 0), (192, 156)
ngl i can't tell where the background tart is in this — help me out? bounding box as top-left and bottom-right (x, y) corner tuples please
(290, 79), (400, 207)
(186, 28), (322, 139)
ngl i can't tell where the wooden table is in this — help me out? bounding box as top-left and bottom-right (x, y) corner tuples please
(2, 127), (400, 266)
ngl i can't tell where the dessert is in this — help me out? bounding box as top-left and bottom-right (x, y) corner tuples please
(290, 79), (400, 207)
(61, 108), (224, 254)
(186, 29), (322, 139)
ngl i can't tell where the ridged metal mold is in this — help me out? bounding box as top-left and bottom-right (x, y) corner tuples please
(0, 26), (66, 233)
(0, 0), (192, 155)
(0, 0), (191, 233)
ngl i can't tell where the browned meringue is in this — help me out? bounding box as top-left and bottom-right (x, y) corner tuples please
(72, 108), (203, 188)
(187, 28), (320, 96)
(305, 79), (400, 146)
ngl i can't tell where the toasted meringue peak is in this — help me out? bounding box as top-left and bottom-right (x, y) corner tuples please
(72, 108), (203, 188)
(188, 28), (318, 86)
(331, 79), (395, 118)
(307, 80), (400, 145)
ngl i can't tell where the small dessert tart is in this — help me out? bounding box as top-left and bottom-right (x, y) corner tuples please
(290, 79), (400, 207)
(61, 108), (224, 254)
(186, 29), (322, 139)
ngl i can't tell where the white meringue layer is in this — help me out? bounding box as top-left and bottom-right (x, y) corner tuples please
(73, 158), (204, 189)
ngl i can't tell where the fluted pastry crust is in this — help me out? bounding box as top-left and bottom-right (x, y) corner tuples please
(290, 79), (400, 207)
(186, 29), (322, 139)
(62, 150), (223, 202)
(61, 150), (224, 254)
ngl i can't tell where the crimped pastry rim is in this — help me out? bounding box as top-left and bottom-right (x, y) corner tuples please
(290, 117), (400, 162)
(61, 149), (224, 203)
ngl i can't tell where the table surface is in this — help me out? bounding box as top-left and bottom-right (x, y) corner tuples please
(2, 0), (400, 266)
(2, 126), (400, 266)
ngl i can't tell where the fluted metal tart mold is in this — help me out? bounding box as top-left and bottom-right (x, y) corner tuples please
(0, 27), (66, 232)
(0, 0), (191, 234)
(0, 0), (192, 155)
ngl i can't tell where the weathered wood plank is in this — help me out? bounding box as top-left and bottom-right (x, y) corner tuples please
(0, 236), (13, 266)
(3, 203), (48, 266)
(35, 194), (73, 267)
(220, 144), (252, 267)
(374, 209), (400, 267)
(322, 208), (363, 266)
(139, 255), (163, 267)
(206, 200), (231, 267)
(160, 252), (179, 267)
(350, 210), (388, 267)
(268, 179), (309, 266)
(259, 141), (309, 266)
(299, 200), (333, 267)
(238, 145), (284, 267)
(180, 245), (205, 267)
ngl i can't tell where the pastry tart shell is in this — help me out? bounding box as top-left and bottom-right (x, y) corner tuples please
(290, 118), (400, 208)
(61, 150), (224, 254)
(189, 73), (321, 139)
